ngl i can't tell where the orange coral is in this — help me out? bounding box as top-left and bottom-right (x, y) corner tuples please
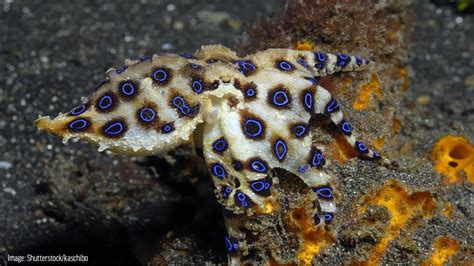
(357, 180), (436, 265)
(431, 135), (474, 185)
(422, 237), (460, 266)
(352, 74), (382, 111)
(294, 40), (314, 51)
(287, 208), (335, 265)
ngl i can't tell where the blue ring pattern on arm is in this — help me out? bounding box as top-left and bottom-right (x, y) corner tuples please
(297, 56), (309, 68)
(314, 186), (333, 199)
(236, 60), (256, 76)
(355, 56), (363, 66)
(355, 141), (369, 154)
(336, 53), (351, 68)
(224, 236), (239, 253)
(249, 178), (272, 197)
(213, 138), (228, 153)
(222, 186), (232, 199)
(340, 120), (352, 136)
(152, 68), (169, 83)
(98, 95), (113, 110)
(304, 76), (318, 84)
(315, 51), (327, 70)
(191, 79), (204, 94)
(234, 191), (250, 208)
(325, 97), (340, 113)
(249, 159), (268, 173)
(67, 118), (89, 131)
(323, 212), (334, 222)
(121, 81), (136, 97)
(292, 124), (308, 138)
(179, 52), (193, 58)
(310, 149), (324, 167)
(138, 107), (156, 123)
(69, 104), (87, 116)
(232, 161), (243, 171)
(303, 91), (313, 112)
(115, 66), (127, 74)
(103, 120), (127, 138)
(243, 119), (264, 139)
(274, 139), (287, 161)
(276, 60), (293, 71)
(161, 122), (174, 134)
(271, 90), (290, 107)
(245, 87), (256, 98)
(211, 163), (227, 179)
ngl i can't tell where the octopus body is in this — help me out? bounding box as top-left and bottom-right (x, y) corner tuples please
(35, 45), (385, 263)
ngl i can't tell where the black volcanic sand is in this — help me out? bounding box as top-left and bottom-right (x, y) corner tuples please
(0, 0), (472, 265)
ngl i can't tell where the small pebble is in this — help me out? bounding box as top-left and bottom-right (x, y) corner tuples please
(416, 95), (431, 105)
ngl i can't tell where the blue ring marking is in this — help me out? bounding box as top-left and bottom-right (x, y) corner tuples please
(244, 119), (263, 138)
(274, 139), (287, 161)
(304, 76), (318, 84)
(161, 123), (174, 134)
(355, 56), (363, 66)
(236, 60), (256, 75)
(250, 180), (271, 192)
(355, 141), (369, 154)
(314, 214), (321, 225)
(211, 163), (227, 179)
(311, 149), (324, 167)
(152, 69), (168, 82)
(293, 124), (308, 138)
(139, 107), (156, 123)
(232, 161), (243, 171)
(172, 96), (191, 116)
(373, 152), (381, 160)
(213, 138), (228, 153)
(340, 120), (352, 135)
(104, 121), (125, 136)
(315, 51), (327, 70)
(245, 87), (256, 97)
(297, 57), (308, 67)
(224, 236), (238, 252)
(179, 53), (193, 58)
(272, 90), (290, 106)
(190, 63), (200, 69)
(68, 118), (88, 131)
(70, 104), (86, 116)
(303, 92), (313, 112)
(314, 186), (333, 199)
(121, 82), (135, 96)
(115, 66), (127, 74)
(222, 186), (232, 199)
(298, 164), (310, 173)
(191, 79), (204, 94)
(323, 213), (333, 222)
(336, 53), (351, 67)
(325, 97), (340, 113)
(140, 55), (151, 61)
(235, 192), (249, 208)
(277, 60), (293, 71)
(250, 159), (268, 173)
(98, 95), (113, 110)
